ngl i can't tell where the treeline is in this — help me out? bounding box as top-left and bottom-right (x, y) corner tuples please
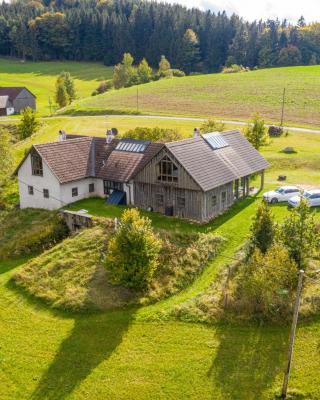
(0, 0), (320, 71)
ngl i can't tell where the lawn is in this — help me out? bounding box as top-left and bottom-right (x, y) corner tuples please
(0, 58), (113, 116)
(63, 65), (320, 128)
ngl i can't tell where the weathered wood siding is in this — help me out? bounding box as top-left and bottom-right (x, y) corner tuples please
(203, 182), (234, 221)
(134, 148), (201, 191)
(134, 182), (205, 221)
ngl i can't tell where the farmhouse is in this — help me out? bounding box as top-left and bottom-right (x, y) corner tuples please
(16, 129), (268, 222)
(0, 87), (36, 115)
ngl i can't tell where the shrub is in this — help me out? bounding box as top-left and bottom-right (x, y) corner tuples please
(124, 126), (183, 142)
(105, 209), (162, 289)
(234, 244), (298, 321)
(94, 79), (113, 95)
(200, 118), (225, 133)
(222, 64), (249, 73)
(244, 113), (269, 150)
(171, 69), (185, 77)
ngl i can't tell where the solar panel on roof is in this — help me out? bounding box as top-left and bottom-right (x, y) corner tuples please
(115, 139), (150, 153)
(202, 132), (229, 150)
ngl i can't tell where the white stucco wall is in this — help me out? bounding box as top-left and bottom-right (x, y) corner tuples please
(18, 154), (105, 210)
(18, 154), (62, 210)
(60, 178), (104, 206)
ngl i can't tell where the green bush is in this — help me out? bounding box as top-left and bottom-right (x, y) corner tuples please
(222, 64), (249, 73)
(105, 209), (162, 289)
(171, 69), (185, 77)
(124, 126), (183, 142)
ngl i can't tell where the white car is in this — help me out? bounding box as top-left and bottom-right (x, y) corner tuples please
(263, 186), (300, 204)
(288, 189), (320, 208)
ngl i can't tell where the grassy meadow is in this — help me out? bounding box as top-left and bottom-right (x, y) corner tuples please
(64, 65), (320, 128)
(0, 58), (113, 115)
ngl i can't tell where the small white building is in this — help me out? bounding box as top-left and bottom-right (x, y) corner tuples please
(16, 133), (162, 210)
(0, 95), (14, 116)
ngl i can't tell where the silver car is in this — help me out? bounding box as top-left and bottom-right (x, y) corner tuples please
(263, 186), (300, 204)
(288, 189), (320, 208)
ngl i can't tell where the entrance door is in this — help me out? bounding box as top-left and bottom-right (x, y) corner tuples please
(164, 187), (173, 216)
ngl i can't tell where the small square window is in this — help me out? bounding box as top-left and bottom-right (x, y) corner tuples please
(72, 187), (78, 197)
(211, 195), (217, 207)
(221, 191), (227, 202)
(89, 183), (95, 193)
(28, 186), (34, 195)
(177, 196), (185, 208)
(43, 189), (49, 198)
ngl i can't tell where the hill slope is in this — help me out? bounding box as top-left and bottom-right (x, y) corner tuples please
(64, 65), (320, 127)
(0, 58), (113, 115)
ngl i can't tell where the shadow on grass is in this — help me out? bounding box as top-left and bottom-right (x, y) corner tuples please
(0, 256), (33, 275)
(31, 310), (134, 400)
(209, 323), (288, 400)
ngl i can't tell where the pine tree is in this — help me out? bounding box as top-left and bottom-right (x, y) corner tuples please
(18, 107), (40, 140)
(158, 55), (171, 77)
(178, 29), (201, 74)
(247, 201), (275, 256)
(55, 83), (69, 108)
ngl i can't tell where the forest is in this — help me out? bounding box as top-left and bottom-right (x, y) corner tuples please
(0, 0), (320, 72)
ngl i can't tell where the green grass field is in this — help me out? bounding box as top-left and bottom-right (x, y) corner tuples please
(64, 65), (320, 128)
(0, 58), (113, 115)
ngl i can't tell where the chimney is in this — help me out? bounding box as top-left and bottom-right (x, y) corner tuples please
(106, 129), (113, 144)
(59, 129), (66, 141)
(193, 127), (200, 138)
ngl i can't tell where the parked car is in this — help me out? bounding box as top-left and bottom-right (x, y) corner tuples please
(288, 189), (320, 208)
(263, 186), (300, 204)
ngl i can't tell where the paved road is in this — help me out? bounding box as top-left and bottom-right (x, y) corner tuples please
(1, 114), (320, 134)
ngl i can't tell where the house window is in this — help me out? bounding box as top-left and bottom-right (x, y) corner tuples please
(177, 196), (185, 208)
(72, 187), (78, 197)
(221, 191), (227, 203)
(89, 183), (95, 193)
(157, 156), (178, 183)
(211, 195), (217, 207)
(28, 186), (34, 195)
(31, 153), (43, 176)
(103, 180), (123, 194)
(155, 193), (164, 206)
(43, 189), (49, 198)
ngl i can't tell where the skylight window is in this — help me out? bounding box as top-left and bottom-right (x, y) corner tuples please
(115, 139), (150, 153)
(202, 132), (229, 150)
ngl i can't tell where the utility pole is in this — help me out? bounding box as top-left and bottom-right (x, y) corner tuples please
(280, 87), (286, 127)
(49, 97), (52, 116)
(136, 86), (139, 113)
(281, 269), (304, 399)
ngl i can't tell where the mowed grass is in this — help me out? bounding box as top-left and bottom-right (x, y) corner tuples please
(65, 65), (320, 127)
(0, 58), (113, 116)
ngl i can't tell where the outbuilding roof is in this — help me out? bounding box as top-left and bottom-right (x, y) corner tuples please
(165, 130), (269, 191)
(0, 87), (36, 99)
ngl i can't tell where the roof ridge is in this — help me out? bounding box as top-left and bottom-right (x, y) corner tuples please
(34, 137), (93, 147)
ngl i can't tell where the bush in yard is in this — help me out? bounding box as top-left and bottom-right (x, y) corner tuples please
(235, 243), (298, 321)
(105, 209), (162, 289)
(244, 113), (269, 150)
(18, 107), (40, 139)
(200, 118), (225, 133)
(124, 126), (183, 142)
(280, 199), (319, 269)
(247, 201), (276, 256)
